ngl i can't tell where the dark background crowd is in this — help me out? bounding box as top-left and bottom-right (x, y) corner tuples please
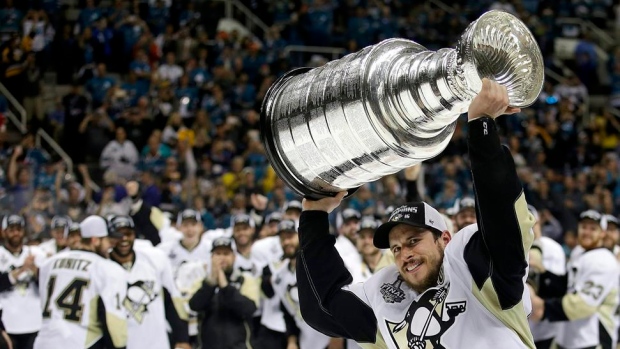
(0, 0), (616, 253)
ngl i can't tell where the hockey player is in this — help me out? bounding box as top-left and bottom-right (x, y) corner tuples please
(34, 215), (128, 349)
(108, 215), (190, 349)
(39, 215), (72, 256)
(526, 206), (566, 349)
(296, 80), (538, 348)
(530, 210), (620, 349)
(158, 209), (211, 271)
(263, 220), (331, 349)
(0, 215), (46, 349)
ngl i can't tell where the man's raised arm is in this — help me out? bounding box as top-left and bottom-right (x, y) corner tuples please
(465, 79), (536, 311)
(297, 193), (377, 344)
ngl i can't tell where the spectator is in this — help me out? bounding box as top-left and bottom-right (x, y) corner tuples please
(157, 51), (183, 85)
(79, 108), (115, 163)
(100, 126), (139, 180)
(22, 53), (43, 123)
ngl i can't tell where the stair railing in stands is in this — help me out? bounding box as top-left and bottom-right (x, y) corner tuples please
(0, 81), (74, 175)
(213, 0), (270, 38)
(556, 17), (616, 49)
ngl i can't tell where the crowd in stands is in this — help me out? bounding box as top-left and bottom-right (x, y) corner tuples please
(0, 0), (614, 252)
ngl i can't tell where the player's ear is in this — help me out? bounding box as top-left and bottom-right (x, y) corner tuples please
(440, 231), (451, 245)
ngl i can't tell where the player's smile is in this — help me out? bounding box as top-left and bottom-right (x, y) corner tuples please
(404, 260), (422, 274)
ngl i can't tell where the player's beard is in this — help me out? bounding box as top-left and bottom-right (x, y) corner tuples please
(6, 235), (22, 250)
(403, 244), (445, 294)
(95, 241), (109, 258)
(283, 245), (299, 259)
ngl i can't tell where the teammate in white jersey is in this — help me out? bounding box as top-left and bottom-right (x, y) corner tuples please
(158, 209), (211, 271)
(0, 214), (46, 349)
(34, 215), (128, 349)
(266, 219), (331, 349)
(231, 214), (258, 275)
(526, 206), (566, 349)
(39, 215), (72, 257)
(66, 222), (82, 250)
(451, 197), (477, 232)
(253, 214), (288, 349)
(108, 215), (190, 349)
(530, 210), (620, 349)
(297, 80), (538, 349)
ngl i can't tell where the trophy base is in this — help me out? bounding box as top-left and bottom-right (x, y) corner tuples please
(260, 67), (359, 201)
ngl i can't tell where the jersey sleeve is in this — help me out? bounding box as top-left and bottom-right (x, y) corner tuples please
(98, 261), (128, 349)
(464, 117), (535, 309)
(544, 256), (619, 321)
(297, 210), (377, 344)
(156, 250), (188, 321)
(459, 117), (536, 347)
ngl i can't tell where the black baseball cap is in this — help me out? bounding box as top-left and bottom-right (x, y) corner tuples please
(265, 212), (283, 224)
(579, 210), (602, 225)
(2, 215), (24, 230)
(277, 219), (297, 234)
(284, 200), (303, 213)
(447, 197), (475, 216)
(358, 216), (379, 233)
(602, 214), (619, 230)
(177, 209), (202, 225)
(107, 215), (134, 238)
(232, 214), (255, 228)
(68, 222), (81, 233)
(51, 216), (72, 230)
(374, 202), (448, 249)
(211, 236), (234, 252)
(341, 208), (361, 222)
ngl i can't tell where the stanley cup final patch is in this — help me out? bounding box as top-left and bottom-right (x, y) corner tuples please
(381, 276), (406, 303)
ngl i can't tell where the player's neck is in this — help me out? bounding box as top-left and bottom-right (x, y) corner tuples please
(110, 250), (135, 267)
(289, 256), (297, 271)
(181, 237), (200, 251)
(236, 243), (251, 258)
(363, 251), (382, 272)
(4, 244), (22, 255)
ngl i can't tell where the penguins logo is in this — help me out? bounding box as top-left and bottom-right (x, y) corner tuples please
(386, 286), (466, 349)
(123, 280), (158, 323)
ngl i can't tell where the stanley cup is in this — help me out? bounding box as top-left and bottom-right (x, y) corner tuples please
(260, 10), (544, 199)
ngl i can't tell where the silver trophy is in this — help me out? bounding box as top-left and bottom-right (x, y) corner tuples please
(260, 10), (544, 199)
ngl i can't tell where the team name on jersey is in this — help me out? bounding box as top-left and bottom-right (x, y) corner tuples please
(52, 258), (92, 272)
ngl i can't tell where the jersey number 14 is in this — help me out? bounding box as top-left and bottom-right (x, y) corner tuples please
(42, 276), (90, 322)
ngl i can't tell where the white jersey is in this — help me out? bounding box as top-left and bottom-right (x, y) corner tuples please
(344, 224), (535, 349)
(234, 252), (257, 276)
(335, 235), (362, 270)
(252, 236), (286, 333)
(251, 236), (283, 270)
(555, 247), (620, 349)
(34, 250), (128, 349)
(0, 245), (47, 334)
(134, 239), (154, 251)
(529, 236), (566, 342)
(174, 260), (207, 336)
(39, 239), (63, 257)
(272, 259), (331, 349)
(117, 247), (186, 349)
(158, 237), (212, 272)
(345, 252), (390, 349)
